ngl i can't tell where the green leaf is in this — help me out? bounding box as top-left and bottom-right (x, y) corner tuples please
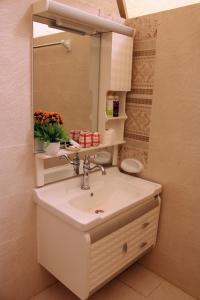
(34, 123), (69, 143)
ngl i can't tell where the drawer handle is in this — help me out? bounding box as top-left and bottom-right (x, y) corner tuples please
(142, 222), (150, 229)
(140, 242), (148, 249)
(122, 242), (128, 253)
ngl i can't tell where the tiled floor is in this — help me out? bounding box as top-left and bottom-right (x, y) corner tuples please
(31, 263), (195, 300)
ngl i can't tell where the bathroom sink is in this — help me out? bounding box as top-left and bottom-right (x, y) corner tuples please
(69, 182), (143, 213)
(34, 167), (162, 231)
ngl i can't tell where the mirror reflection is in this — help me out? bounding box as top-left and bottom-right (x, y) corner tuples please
(33, 23), (100, 151)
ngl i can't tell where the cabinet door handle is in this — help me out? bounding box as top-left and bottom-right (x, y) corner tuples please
(142, 222), (150, 229)
(122, 242), (128, 253)
(140, 242), (147, 248)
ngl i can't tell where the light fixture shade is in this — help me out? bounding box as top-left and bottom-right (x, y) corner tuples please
(33, 0), (134, 36)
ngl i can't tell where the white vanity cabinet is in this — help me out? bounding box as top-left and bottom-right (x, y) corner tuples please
(37, 196), (161, 300)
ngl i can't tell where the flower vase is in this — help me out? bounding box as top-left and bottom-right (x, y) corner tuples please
(45, 142), (60, 155)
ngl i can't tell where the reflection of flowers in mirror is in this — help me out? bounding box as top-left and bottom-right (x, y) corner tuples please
(34, 110), (64, 126)
(34, 110), (69, 155)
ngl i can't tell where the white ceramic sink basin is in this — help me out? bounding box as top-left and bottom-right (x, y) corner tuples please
(69, 180), (143, 213)
(34, 167), (162, 231)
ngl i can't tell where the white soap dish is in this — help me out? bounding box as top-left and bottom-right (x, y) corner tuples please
(121, 159), (144, 174)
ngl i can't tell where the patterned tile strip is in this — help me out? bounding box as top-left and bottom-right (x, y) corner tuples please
(126, 98), (152, 105)
(124, 132), (150, 142)
(132, 88), (153, 95)
(133, 49), (156, 57)
(120, 16), (158, 167)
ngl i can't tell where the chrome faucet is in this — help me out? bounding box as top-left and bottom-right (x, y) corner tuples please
(60, 153), (80, 175)
(81, 155), (106, 190)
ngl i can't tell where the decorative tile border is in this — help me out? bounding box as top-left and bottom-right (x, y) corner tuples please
(120, 15), (158, 168)
(127, 98), (152, 105)
(133, 49), (156, 57)
(134, 39), (157, 52)
(124, 133), (149, 142)
(131, 88), (153, 95)
(126, 17), (158, 42)
(132, 56), (155, 89)
(125, 102), (151, 136)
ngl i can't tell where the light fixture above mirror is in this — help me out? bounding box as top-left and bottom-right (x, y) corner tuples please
(33, 0), (134, 36)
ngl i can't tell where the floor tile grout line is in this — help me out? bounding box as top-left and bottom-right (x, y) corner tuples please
(117, 278), (148, 298)
(137, 264), (196, 299)
(145, 280), (163, 297)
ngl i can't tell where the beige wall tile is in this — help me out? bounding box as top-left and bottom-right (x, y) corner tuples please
(0, 265), (56, 300)
(142, 5), (200, 299)
(0, 192), (35, 242)
(0, 232), (37, 284)
(0, 145), (35, 198)
(0, 1), (32, 148)
(123, 4), (200, 299)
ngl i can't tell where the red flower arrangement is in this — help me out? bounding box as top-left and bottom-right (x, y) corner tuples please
(34, 110), (64, 125)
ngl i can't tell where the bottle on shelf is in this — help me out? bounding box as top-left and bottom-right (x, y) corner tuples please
(106, 94), (114, 117)
(113, 95), (119, 117)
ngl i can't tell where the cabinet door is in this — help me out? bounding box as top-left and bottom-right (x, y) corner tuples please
(89, 207), (159, 292)
(110, 33), (133, 91)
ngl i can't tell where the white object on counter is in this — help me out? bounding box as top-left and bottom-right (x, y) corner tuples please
(103, 128), (116, 145)
(65, 139), (81, 152)
(69, 139), (81, 148)
(121, 158), (144, 174)
(93, 151), (112, 165)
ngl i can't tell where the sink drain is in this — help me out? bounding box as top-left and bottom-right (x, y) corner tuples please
(94, 209), (104, 214)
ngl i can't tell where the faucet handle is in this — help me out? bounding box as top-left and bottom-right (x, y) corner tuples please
(60, 153), (80, 165)
(60, 153), (80, 175)
(83, 155), (91, 168)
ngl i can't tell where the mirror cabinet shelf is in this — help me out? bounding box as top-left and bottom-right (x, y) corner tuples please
(106, 116), (127, 121)
(35, 141), (126, 187)
(35, 140), (126, 160)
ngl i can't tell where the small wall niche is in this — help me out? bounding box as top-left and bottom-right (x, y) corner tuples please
(105, 91), (127, 120)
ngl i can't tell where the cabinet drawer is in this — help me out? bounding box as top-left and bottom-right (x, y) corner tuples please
(89, 207), (159, 291)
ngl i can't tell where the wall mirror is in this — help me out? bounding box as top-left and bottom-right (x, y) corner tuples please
(33, 22), (100, 152)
